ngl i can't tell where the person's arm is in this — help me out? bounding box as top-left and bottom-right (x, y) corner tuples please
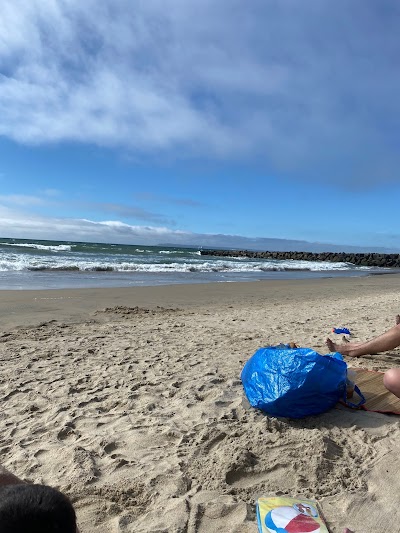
(0, 465), (25, 486)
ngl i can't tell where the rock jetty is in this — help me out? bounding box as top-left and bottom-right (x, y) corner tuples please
(200, 250), (400, 268)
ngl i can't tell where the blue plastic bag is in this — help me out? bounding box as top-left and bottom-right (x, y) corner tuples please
(241, 346), (363, 418)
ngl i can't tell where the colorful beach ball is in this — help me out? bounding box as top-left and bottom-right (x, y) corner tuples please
(265, 506), (321, 533)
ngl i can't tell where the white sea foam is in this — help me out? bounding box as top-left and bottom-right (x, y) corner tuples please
(0, 241), (382, 279)
(159, 250), (196, 255)
(0, 242), (72, 252)
(0, 239), (390, 290)
(0, 254), (375, 273)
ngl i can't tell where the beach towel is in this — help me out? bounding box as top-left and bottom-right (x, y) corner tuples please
(257, 496), (329, 533)
(351, 368), (400, 414)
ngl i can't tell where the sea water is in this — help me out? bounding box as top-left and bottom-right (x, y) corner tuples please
(0, 238), (393, 290)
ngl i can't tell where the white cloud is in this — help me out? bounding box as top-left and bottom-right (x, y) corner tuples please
(0, 204), (398, 253)
(0, 1), (400, 183)
(0, 204), (398, 252)
(86, 202), (173, 224)
(42, 189), (61, 197)
(0, 194), (48, 207)
(0, 204), (186, 244)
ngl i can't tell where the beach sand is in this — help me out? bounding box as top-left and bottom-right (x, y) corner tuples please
(1, 275), (400, 532)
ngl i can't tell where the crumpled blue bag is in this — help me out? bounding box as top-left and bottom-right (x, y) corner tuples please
(241, 346), (364, 418)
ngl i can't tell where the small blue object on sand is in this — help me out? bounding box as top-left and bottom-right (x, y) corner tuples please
(332, 327), (351, 335)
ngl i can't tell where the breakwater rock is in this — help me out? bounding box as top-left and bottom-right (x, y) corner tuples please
(200, 250), (400, 268)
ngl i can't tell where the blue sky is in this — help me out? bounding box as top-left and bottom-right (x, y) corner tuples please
(1, 0), (400, 250)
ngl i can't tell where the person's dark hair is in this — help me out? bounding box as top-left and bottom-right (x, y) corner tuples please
(0, 484), (77, 533)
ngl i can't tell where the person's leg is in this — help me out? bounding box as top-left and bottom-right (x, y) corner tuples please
(326, 323), (400, 357)
(383, 368), (400, 399)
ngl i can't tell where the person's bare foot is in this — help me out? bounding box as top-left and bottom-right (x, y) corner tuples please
(326, 338), (338, 352)
(326, 337), (355, 355)
(396, 314), (400, 325)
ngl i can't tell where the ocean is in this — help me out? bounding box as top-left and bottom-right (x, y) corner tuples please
(0, 237), (393, 290)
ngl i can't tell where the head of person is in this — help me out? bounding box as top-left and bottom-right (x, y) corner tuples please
(0, 484), (78, 533)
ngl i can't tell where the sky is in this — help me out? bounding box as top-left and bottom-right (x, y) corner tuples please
(1, 0), (400, 251)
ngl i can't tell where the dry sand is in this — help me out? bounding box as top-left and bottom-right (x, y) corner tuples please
(1, 275), (400, 532)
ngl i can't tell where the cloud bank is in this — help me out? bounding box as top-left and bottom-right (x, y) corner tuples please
(1, 1), (400, 184)
(0, 205), (397, 253)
